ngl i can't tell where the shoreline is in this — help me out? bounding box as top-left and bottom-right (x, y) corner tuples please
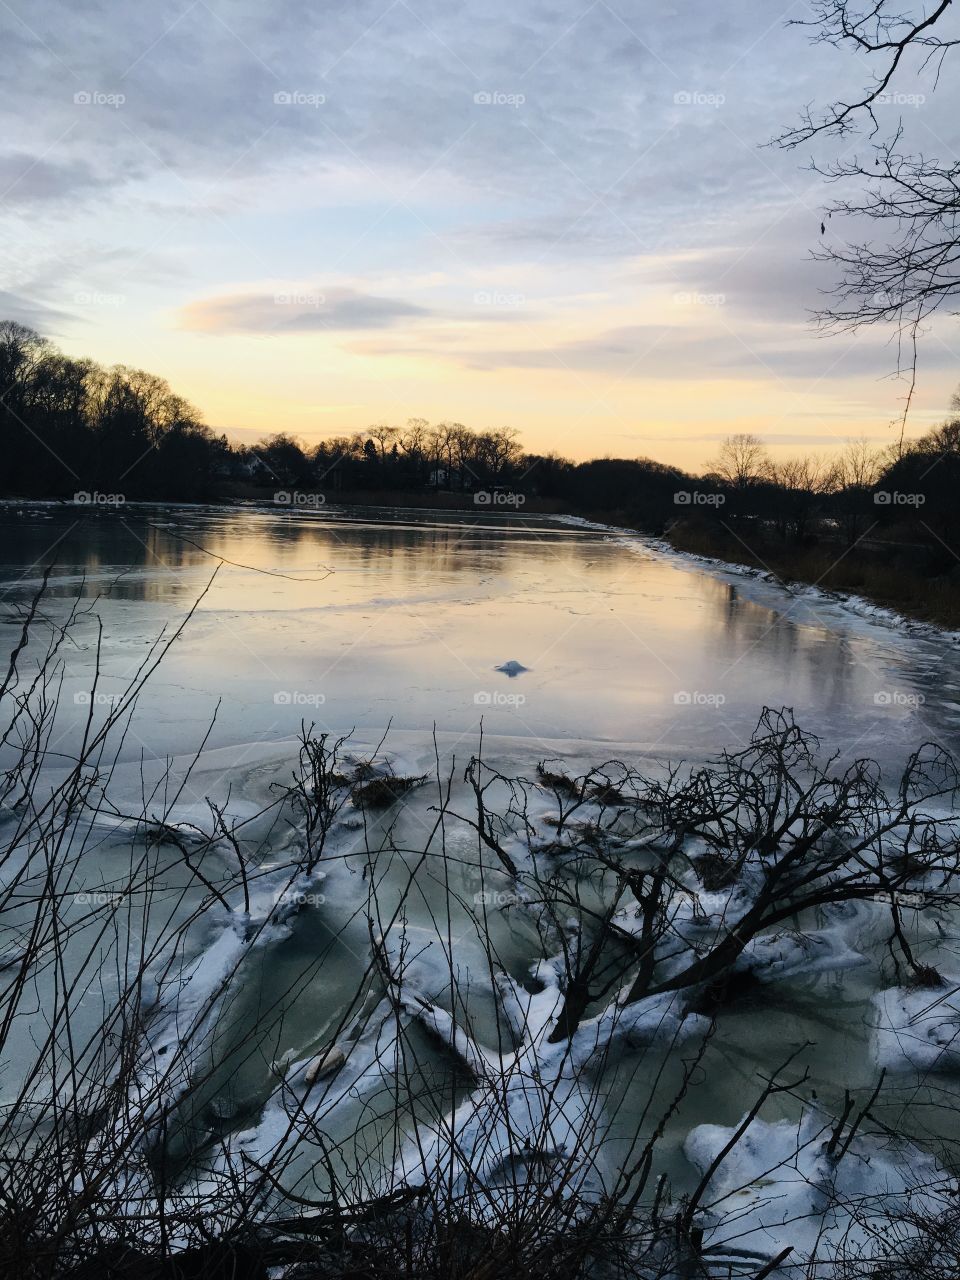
(555, 513), (960, 651)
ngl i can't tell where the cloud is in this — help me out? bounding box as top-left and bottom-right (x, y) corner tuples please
(178, 283), (542, 335)
(5, 1), (958, 253)
(352, 318), (959, 385)
(630, 234), (839, 324)
(613, 430), (894, 447)
(0, 291), (75, 333)
(0, 152), (112, 206)
(0, 1), (862, 232)
(178, 287), (431, 334)
(510, 325), (952, 381)
(5, 0), (960, 446)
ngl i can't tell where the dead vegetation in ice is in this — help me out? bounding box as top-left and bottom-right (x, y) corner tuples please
(5, 579), (960, 1277)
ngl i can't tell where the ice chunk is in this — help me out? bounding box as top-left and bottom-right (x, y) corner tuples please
(685, 1110), (950, 1268)
(494, 660), (529, 677)
(873, 977), (960, 1073)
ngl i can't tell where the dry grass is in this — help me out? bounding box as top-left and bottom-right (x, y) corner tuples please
(350, 772), (427, 808)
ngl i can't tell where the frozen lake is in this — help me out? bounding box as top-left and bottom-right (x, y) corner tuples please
(3, 500), (960, 1255)
(1, 499), (958, 774)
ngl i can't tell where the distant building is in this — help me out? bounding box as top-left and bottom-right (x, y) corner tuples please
(427, 467), (475, 490)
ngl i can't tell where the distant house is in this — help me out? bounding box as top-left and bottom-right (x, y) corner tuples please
(427, 467), (475, 490)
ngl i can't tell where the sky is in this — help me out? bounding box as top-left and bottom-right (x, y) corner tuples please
(2, 0), (960, 468)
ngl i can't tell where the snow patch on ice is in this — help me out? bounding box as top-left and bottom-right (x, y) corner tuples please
(737, 925), (868, 984)
(685, 1110), (952, 1271)
(873, 977), (960, 1073)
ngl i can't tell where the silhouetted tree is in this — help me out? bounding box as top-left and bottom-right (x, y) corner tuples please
(709, 433), (771, 489)
(775, 1), (960, 440)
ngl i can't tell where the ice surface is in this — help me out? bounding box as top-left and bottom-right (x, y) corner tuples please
(873, 978), (960, 1073)
(5, 503), (960, 1260)
(685, 1110), (952, 1271)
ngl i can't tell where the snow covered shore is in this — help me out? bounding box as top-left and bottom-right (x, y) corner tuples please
(555, 514), (960, 649)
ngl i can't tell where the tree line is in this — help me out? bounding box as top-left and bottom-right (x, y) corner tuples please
(3, 319), (960, 561)
(0, 321), (234, 501)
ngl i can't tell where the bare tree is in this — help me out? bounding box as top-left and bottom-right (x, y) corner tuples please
(829, 438), (888, 545)
(831, 438), (887, 491)
(367, 423), (400, 465)
(768, 454), (831, 540)
(708, 433), (771, 488)
(774, 2), (960, 442)
(399, 417), (429, 459)
(774, 3), (957, 148)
